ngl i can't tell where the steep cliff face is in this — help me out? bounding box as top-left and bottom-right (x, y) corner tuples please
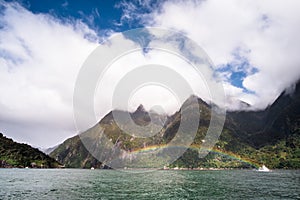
(50, 135), (102, 168)
(227, 81), (300, 148)
(51, 81), (300, 169)
(51, 106), (169, 168)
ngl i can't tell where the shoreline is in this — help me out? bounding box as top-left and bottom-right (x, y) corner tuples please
(1, 167), (299, 170)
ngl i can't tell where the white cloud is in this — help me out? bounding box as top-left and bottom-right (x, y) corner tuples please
(0, 2), (98, 147)
(129, 0), (300, 109)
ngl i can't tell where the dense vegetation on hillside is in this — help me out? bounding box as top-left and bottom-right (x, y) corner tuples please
(169, 129), (300, 169)
(0, 133), (60, 168)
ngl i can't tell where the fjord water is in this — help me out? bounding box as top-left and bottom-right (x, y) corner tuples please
(0, 169), (299, 199)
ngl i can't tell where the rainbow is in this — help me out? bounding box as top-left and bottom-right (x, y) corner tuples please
(191, 145), (260, 168)
(129, 144), (260, 168)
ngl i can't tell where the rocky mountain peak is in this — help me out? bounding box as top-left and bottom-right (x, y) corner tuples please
(135, 104), (146, 113)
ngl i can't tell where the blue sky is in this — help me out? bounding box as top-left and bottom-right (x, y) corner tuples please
(1, 0), (300, 147)
(31, 1), (124, 30)
(7, 0), (156, 32)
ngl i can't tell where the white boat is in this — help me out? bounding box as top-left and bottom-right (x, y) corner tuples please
(258, 165), (270, 172)
(91, 167), (95, 170)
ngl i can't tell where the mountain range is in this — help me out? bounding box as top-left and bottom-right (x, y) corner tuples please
(50, 81), (300, 169)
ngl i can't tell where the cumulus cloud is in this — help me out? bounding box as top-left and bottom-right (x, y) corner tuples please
(0, 2), (98, 147)
(120, 0), (300, 109)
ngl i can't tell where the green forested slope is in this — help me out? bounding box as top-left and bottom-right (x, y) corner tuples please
(0, 133), (60, 168)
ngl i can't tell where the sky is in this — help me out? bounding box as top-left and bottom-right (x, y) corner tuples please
(0, 0), (300, 147)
